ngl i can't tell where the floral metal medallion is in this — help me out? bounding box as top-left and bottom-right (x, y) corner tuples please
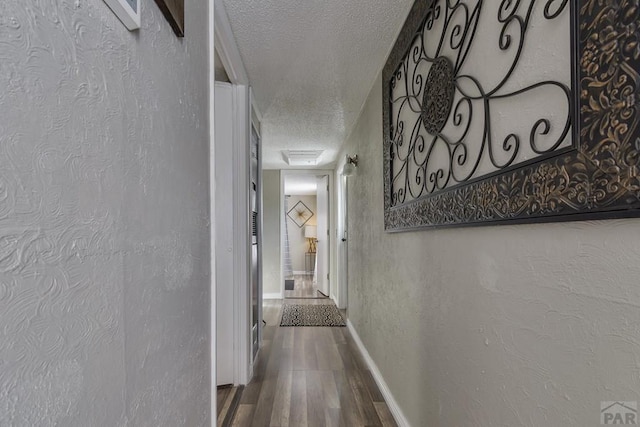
(421, 56), (455, 135)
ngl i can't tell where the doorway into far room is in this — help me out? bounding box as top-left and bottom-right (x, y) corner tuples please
(283, 174), (330, 299)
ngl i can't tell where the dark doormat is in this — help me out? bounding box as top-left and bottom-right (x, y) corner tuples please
(280, 304), (346, 327)
(284, 279), (294, 291)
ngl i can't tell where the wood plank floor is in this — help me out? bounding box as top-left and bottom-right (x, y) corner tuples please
(218, 385), (243, 427)
(232, 299), (397, 427)
(284, 274), (328, 299)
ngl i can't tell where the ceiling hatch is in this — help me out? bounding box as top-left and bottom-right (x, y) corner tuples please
(282, 150), (324, 166)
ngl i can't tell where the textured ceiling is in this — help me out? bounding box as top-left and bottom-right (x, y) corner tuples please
(222, 0), (415, 169)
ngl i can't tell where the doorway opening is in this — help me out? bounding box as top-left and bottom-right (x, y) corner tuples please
(281, 172), (332, 301)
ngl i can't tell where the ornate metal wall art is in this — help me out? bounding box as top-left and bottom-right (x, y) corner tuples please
(383, 0), (640, 231)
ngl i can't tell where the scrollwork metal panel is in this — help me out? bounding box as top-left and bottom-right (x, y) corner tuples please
(383, 0), (640, 231)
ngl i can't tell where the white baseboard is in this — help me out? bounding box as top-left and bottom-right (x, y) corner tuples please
(346, 320), (410, 427)
(263, 292), (283, 300)
(292, 270), (306, 275)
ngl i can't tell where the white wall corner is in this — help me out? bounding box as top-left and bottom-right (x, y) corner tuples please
(346, 320), (411, 427)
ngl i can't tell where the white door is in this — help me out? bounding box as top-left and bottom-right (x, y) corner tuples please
(316, 176), (329, 296)
(215, 82), (234, 386)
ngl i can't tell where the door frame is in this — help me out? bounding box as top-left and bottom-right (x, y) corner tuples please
(214, 81), (234, 387)
(336, 173), (348, 310)
(279, 170), (337, 303)
(315, 175), (330, 296)
(214, 0), (261, 387)
(213, 82), (252, 385)
(250, 99), (263, 363)
(208, 0), (216, 421)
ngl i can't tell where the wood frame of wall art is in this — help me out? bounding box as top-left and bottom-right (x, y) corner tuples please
(382, 0), (640, 232)
(154, 0), (184, 37)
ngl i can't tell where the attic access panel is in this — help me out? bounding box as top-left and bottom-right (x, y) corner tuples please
(382, 0), (640, 231)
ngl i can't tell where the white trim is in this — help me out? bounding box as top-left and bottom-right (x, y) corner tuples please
(334, 172), (348, 310)
(263, 293), (283, 300)
(208, 0), (216, 422)
(279, 175), (285, 305)
(292, 270), (306, 276)
(214, 82), (239, 387)
(214, 0), (249, 85)
(214, 0), (254, 387)
(346, 320), (411, 427)
(252, 98), (263, 134)
(233, 85), (252, 385)
(251, 88), (264, 358)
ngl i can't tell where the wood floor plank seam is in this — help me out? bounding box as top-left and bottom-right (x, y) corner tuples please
(231, 277), (398, 427)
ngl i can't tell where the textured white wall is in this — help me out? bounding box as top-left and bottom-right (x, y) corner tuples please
(0, 0), (211, 425)
(339, 73), (640, 426)
(262, 170), (281, 294)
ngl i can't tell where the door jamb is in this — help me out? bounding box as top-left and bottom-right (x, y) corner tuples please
(214, 0), (260, 387)
(209, 0), (216, 422)
(279, 170), (337, 303)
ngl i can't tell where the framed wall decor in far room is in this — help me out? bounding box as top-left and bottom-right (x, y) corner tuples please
(287, 201), (314, 228)
(154, 0), (185, 37)
(382, 0), (640, 231)
(103, 0), (141, 30)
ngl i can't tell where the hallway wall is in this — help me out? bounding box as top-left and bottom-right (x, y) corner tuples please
(0, 1), (211, 425)
(338, 74), (640, 426)
(262, 170), (281, 295)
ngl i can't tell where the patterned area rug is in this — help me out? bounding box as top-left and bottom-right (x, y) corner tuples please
(280, 304), (346, 327)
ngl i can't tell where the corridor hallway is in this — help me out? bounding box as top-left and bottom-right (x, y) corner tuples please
(230, 299), (397, 426)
